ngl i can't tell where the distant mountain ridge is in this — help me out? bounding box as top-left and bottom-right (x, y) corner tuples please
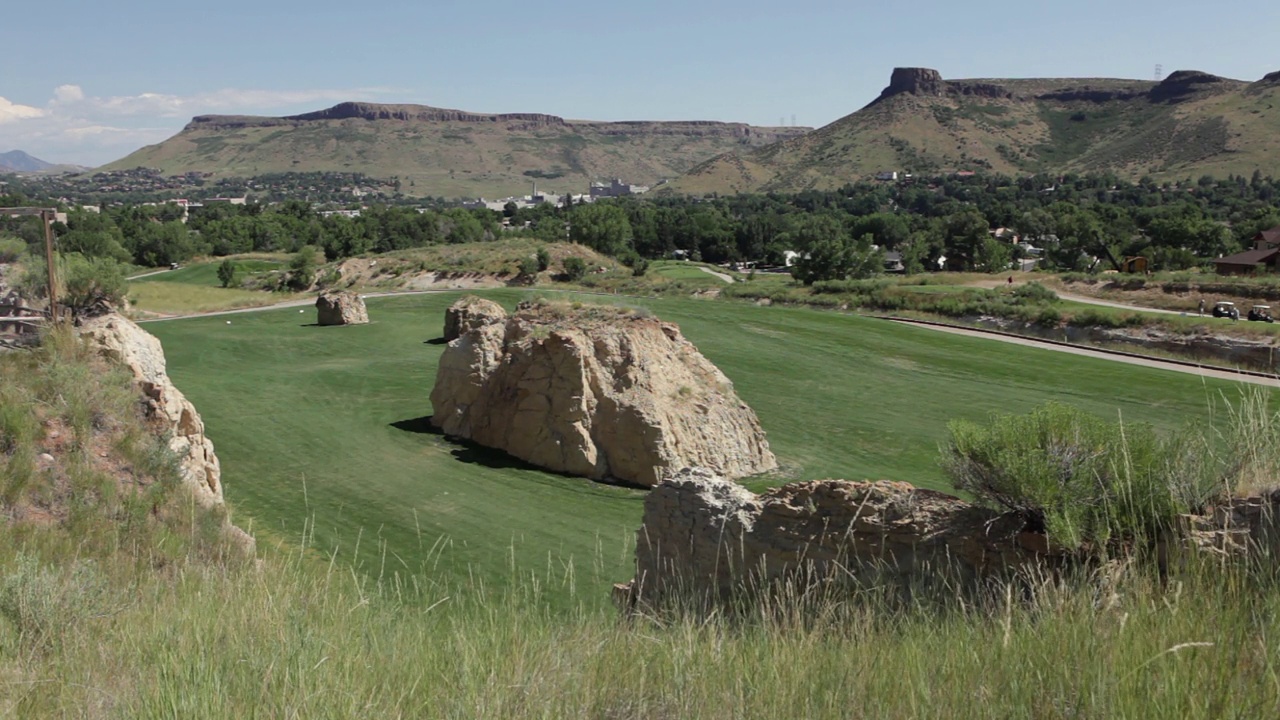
(0, 150), (55, 173)
(662, 66), (1280, 195)
(100, 102), (812, 198)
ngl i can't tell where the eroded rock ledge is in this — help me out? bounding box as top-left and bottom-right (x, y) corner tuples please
(614, 469), (1280, 611)
(79, 314), (223, 507)
(430, 300), (778, 486)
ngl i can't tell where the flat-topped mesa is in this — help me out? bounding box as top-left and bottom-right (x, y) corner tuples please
(872, 68), (1013, 105)
(429, 300), (778, 487)
(187, 102), (813, 139)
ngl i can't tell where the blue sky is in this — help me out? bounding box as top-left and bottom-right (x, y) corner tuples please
(2, 0), (1277, 165)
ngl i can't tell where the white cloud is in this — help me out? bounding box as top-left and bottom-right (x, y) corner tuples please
(53, 84), (85, 103)
(0, 84), (394, 165)
(0, 97), (45, 124)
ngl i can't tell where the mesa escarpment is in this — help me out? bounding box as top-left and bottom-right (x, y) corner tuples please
(663, 65), (1280, 195)
(105, 100), (812, 198)
(429, 300), (777, 487)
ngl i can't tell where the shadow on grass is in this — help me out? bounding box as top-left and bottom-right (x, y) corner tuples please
(424, 337), (448, 345)
(390, 416), (541, 472)
(389, 415), (647, 497)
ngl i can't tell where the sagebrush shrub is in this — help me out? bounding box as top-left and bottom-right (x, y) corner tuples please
(941, 402), (1217, 547)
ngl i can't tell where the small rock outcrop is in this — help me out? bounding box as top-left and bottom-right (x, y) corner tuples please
(614, 470), (1280, 612)
(316, 290), (369, 326)
(871, 68), (1014, 106)
(77, 314), (223, 507)
(1150, 70), (1238, 103)
(615, 469), (1054, 609)
(442, 296), (506, 342)
(430, 302), (777, 486)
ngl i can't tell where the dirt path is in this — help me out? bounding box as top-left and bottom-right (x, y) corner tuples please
(134, 289), (452, 324)
(699, 267), (735, 284)
(127, 268), (175, 281)
(890, 318), (1280, 387)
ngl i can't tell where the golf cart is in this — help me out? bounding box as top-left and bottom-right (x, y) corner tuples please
(1212, 301), (1239, 320)
(1248, 305), (1275, 323)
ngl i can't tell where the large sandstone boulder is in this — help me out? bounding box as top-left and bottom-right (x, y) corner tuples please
(77, 314), (223, 507)
(430, 302), (777, 486)
(316, 290), (369, 326)
(443, 295), (506, 342)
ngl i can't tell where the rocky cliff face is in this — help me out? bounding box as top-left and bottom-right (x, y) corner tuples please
(871, 68), (1013, 105)
(429, 302), (777, 487)
(77, 314), (222, 507)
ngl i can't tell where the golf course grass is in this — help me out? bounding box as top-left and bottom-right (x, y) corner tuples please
(146, 291), (1259, 608)
(142, 258), (285, 286)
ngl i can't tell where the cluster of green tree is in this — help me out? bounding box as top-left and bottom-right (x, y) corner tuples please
(0, 171), (436, 208)
(3, 171), (1277, 283)
(505, 171), (1280, 282)
(0, 198), (506, 269)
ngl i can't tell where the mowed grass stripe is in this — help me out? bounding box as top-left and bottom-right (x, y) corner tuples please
(148, 291), (1253, 607)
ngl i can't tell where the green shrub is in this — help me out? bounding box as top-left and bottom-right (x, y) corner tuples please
(562, 257), (587, 282)
(631, 258), (649, 277)
(0, 235), (26, 263)
(941, 402), (1215, 547)
(216, 259), (238, 288)
(287, 246), (320, 291)
(58, 253), (129, 315)
(518, 257), (540, 278)
(1011, 281), (1059, 303)
(535, 247), (551, 272)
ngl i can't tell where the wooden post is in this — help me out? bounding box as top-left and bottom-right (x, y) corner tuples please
(41, 210), (59, 323)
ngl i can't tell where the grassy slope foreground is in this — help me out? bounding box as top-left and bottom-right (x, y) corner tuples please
(668, 68), (1280, 194)
(147, 291), (1253, 608)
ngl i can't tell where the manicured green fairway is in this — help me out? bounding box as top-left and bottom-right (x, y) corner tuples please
(144, 258), (284, 286)
(147, 292), (1258, 607)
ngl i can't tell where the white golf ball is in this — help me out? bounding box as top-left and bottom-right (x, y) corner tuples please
(226, 320), (231, 325)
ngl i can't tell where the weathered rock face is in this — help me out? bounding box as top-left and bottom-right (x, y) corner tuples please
(77, 314), (222, 507)
(430, 303), (778, 486)
(871, 68), (1014, 106)
(614, 470), (1280, 612)
(1183, 491), (1280, 555)
(615, 469), (1054, 609)
(316, 290), (369, 326)
(442, 296), (506, 342)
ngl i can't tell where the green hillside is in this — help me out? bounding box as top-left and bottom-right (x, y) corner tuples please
(100, 102), (810, 199)
(665, 68), (1280, 194)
